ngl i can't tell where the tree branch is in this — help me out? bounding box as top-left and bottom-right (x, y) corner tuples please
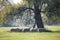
(21, 7), (34, 11)
(9, 7), (34, 16)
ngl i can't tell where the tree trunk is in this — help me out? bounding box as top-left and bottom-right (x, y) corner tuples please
(33, 0), (44, 28)
(34, 6), (44, 28)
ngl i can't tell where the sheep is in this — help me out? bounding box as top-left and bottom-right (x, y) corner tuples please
(11, 28), (22, 32)
(23, 28), (30, 32)
(30, 28), (39, 32)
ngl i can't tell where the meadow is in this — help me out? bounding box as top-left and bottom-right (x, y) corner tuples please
(0, 26), (60, 40)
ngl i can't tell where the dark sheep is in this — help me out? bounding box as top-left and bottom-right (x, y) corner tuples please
(15, 28), (22, 32)
(39, 28), (52, 32)
(23, 28), (30, 32)
(11, 29), (16, 32)
(11, 28), (22, 32)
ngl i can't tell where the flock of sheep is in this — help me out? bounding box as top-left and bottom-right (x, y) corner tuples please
(10, 27), (51, 32)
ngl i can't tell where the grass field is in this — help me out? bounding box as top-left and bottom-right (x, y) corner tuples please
(0, 26), (60, 40)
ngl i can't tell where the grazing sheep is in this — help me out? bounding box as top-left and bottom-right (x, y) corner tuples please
(10, 27), (30, 32)
(11, 28), (22, 32)
(23, 28), (30, 32)
(17, 28), (22, 32)
(39, 28), (46, 32)
(11, 28), (15, 32)
(30, 28), (39, 32)
(39, 28), (52, 32)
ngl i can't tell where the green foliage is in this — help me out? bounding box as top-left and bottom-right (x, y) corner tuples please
(0, 0), (60, 26)
(0, 6), (13, 25)
(43, 0), (60, 23)
(0, 0), (27, 26)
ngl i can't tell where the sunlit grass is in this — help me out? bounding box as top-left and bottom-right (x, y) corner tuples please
(45, 26), (60, 31)
(0, 32), (60, 40)
(0, 26), (60, 40)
